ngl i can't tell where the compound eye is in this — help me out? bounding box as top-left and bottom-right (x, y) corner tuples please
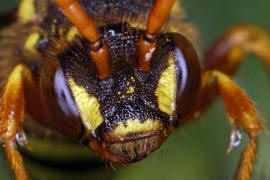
(40, 61), (82, 137)
(54, 67), (80, 118)
(170, 33), (202, 117)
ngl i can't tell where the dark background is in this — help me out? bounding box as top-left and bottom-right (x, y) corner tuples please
(0, 0), (270, 179)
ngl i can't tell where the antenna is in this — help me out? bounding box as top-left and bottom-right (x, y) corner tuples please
(137, 0), (175, 71)
(55, 0), (111, 79)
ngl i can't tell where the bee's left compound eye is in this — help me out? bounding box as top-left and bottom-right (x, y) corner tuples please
(40, 61), (82, 138)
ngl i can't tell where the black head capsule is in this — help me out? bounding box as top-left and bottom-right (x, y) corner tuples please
(45, 22), (201, 164)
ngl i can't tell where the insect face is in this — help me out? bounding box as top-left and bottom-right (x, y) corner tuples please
(1, 1), (269, 179)
(54, 22), (186, 163)
(32, 0), (201, 164)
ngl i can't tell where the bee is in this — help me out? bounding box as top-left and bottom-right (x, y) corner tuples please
(0, 0), (270, 180)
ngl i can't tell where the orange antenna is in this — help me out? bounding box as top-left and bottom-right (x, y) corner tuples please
(137, 0), (175, 71)
(55, 0), (111, 79)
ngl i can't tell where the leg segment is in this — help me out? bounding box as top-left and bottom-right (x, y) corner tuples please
(185, 24), (270, 180)
(203, 24), (270, 74)
(202, 70), (263, 180)
(0, 64), (40, 180)
(0, 65), (25, 141)
(3, 141), (27, 180)
(184, 24), (270, 117)
(0, 65), (27, 180)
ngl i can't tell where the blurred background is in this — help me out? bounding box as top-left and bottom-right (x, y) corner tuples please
(0, 0), (270, 179)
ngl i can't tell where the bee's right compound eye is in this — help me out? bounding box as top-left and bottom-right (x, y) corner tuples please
(170, 33), (202, 118)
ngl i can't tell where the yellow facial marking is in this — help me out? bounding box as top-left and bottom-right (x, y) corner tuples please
(155, 53), (176, 115)
(131, 76), (135, 82)
(66, 26), (79, 42)
(112, 119), (163, 136)
(68, 77), (103, 131)
(25, 32), (40, 55)
(18, 0), (35, 23)
(126, 86), (134, 94)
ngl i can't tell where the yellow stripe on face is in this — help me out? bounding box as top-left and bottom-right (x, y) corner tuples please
(112, 119), (163, 136)
(155, 53), (176, 115)
(25, 32), (40, 55)
(18, 0), (35, 23)
(68, 77), (103, 131)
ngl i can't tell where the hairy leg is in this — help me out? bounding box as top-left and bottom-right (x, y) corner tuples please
(202, 70), (263, 180)
(203, 24), (270, 74)
(0, 64), (42, 180)
(0, 65), (27, 180)
(187, 25), (270, 180)
(198, 24), (270, 112)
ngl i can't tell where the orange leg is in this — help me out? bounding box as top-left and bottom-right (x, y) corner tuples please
(0, 64), (43, 180)
(196, 24), (270, 112)
(201, 70), (263, 180)
(203, 24), (270, 74)
(197, 24), (270, 180)
(197, 24), (270, 115)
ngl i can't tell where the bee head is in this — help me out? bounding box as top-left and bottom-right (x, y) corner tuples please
(54, 22), (200, 164)
(53, 0), (200, 164)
